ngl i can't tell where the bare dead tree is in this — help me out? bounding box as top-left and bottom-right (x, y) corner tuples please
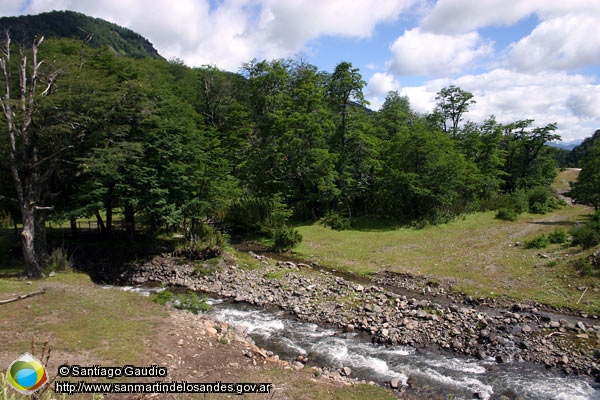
(0, 31), (55, 277)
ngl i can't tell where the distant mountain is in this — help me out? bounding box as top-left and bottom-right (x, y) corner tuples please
(567, 129), (600, 167)
(0, 10), (162, 60)
(549, 141), (581, 151)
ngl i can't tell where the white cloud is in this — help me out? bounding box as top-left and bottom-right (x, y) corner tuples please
(421, 0), (600, 34)
(365, 72), (403, 110)
(422, 0), (536, 34)
(0, 0), (25, 15)
(397, 69), (599, 143)
(389, 28), (493, 76)
(367, 72), (402, 97)
(11, 0), (415, 70)
(567, 86), (600, 119)
(258, 0), (412, 48)
(508, 15), (600, 72)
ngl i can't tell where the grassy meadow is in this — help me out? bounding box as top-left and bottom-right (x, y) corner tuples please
(293, 171), (600, 313)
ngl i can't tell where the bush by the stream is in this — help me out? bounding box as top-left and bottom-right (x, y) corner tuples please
(495, 208), (519, 221)
(528, 186), (561, 214)
(152, 290), (211, 313)
(525, 234), (549, 249)
(272, 226), (303, 252)
(570, 211), (600, 249)
(571, 224), (600, 249)
(548, 229), (568, 244)
(320, 211), (352, 230)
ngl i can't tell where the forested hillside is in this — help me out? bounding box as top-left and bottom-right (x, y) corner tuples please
(565, 129), (600, 167)
(0, 13), (593, 276)
(0, 11), (161, 59)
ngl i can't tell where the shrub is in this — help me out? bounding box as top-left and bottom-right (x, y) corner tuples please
(152, 290), (211, 313)
(570, 224), (600, 249)
(46, 248), (72, 272)
(272, 226), (303, 252)
(525, 234), (549, 249)
(573, 257), (596, 277)
(509, 190), (529, 214)
(152, 290), (174, 305)
(225, 194), (292, 234)
(527, 186), (560, 214)
(529, 202), (547, 214)
(321, 211), (351, 230)
(548, 229), (568, 244)
(495, 208), (518, 221)
(174, 292), (211, 314)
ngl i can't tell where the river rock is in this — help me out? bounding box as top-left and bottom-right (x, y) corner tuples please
(292, 361), (304, 370)
(206, 327), (218, 335)
(121, 252), (600, 380)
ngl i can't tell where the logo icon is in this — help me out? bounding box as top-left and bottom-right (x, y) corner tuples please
(6, 353), (48, 395)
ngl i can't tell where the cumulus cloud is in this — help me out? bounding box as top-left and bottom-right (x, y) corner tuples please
(10, 0), (415, 70)
(389, 28), (493, 76)
(421, 0), (537, 34)
(567, 87), (600, 119)
(0, 0), (25, 15)
(421, 0), (600, 34)
(258, 0), (413, 52)
(365, 72), (403, 110)
(508, 15), (600, 72)
(396, 69), (599, 143)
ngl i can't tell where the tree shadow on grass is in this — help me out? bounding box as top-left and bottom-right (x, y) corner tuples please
(527, 220), (573, 227)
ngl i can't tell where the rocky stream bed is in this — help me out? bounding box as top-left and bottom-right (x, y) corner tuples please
(118, 251), (600, 388)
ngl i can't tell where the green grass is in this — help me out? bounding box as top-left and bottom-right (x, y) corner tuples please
(0, 272), (400, 400)
(553, 168), (580, 193)
(294, 204), (600, 313)
(0, 272), (168, 365)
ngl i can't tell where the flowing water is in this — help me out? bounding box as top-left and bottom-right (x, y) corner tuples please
(108, 285), (600, 399)
(207, 299), (600, 400)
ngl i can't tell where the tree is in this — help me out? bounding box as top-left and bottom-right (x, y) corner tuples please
(571, 141), (600, 210)
(327, 61), (367, 147)
(0, 35), (133, 274)
(501, 120), (560, 192)
(240, 58), (338, 218)
(434, 85), (476, 138)
(376, 91), (412, 138)
(456, 116), (506, 204)
(378, 117), (479, 221)
(0, 33), (57, 277)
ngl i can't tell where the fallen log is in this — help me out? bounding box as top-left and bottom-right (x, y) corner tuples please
(0, 287), (47, 305)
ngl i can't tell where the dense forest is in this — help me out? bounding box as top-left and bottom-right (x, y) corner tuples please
(1, 13), (597, 277)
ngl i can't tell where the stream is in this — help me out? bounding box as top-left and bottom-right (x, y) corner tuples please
(207, 298), (599, 400)
(112, 285), (600, 399)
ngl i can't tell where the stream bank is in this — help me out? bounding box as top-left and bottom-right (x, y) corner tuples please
(118, 251), (600, 395)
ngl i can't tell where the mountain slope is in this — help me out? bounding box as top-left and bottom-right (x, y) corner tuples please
(0, 10), (162, 60)
(567, 129), (600, 167)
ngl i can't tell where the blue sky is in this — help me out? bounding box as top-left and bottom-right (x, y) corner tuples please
(2, 0), (599, 144)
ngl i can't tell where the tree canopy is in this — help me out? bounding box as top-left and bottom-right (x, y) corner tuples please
(0, 33), (571, 275)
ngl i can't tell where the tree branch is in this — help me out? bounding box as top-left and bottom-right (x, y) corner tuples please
(30, 144), (75, 170)
(0, 288), (47, 305)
